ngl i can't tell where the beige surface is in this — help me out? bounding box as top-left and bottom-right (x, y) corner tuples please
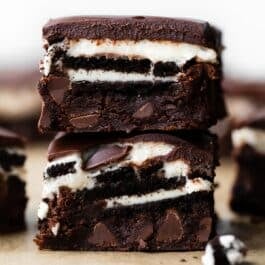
(0, 144), (264, 265)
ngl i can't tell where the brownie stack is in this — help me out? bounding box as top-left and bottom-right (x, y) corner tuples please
(35, 16), (226, 251)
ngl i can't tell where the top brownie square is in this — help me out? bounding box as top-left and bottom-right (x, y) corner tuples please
(38, 16), (226, 133)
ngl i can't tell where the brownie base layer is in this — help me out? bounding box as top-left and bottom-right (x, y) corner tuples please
(0, 176), (27, 233)
(38, 63), (226, 133)
(35, 190), (215, 251)
(230, 145), (265, 216)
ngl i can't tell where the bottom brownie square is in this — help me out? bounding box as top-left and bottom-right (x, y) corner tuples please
(35, 131), (218, 251)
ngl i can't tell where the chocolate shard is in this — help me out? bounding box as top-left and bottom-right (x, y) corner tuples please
(88, 222), (117, 246)
(133, 102), (154, 119)
(156, 209), (183, 243)
(84, 144), (130, 170)
(47, 76), (69, 104)
(197, 217), (212, 242)
(69, 114), (100, 129)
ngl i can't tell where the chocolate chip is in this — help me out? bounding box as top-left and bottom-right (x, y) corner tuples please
(133, 102), (154, 119)
(47, 76), (69, 104)
(84, 144), (130, 170)
(156, 209), (183, 243)
(197, 217), (212, 242)
(69, 114), (99, 129)
(88, 223), (117, 246)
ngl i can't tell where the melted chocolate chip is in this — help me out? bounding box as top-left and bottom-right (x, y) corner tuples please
(156, 209), (183, 243)
(88, 223), (117, 246)
(84, 144), (130, 170)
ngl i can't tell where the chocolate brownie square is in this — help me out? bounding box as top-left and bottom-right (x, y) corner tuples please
(35, 131), (218, 251)
(38, 16), (225, 133)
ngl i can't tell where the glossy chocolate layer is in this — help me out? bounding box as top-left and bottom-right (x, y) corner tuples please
(43, 16), (221, 50)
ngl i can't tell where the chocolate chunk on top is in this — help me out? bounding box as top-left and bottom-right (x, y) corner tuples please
(43, 16), (221, 50)
(84, 144), (131, 170)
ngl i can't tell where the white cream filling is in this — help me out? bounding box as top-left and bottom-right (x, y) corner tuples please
(51, 222), (60, 236)
(41, 38), (217, 77)
(162, 160), (190, 179)
(42, 42), (65, 76)
(67, 69), (180, 82)
(67, 39), (217, 64)
(126, 141), (174, 165)
(232, 127), (265, 154)
(105, 178), (212, 208)
(38, 201), (49, 220)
